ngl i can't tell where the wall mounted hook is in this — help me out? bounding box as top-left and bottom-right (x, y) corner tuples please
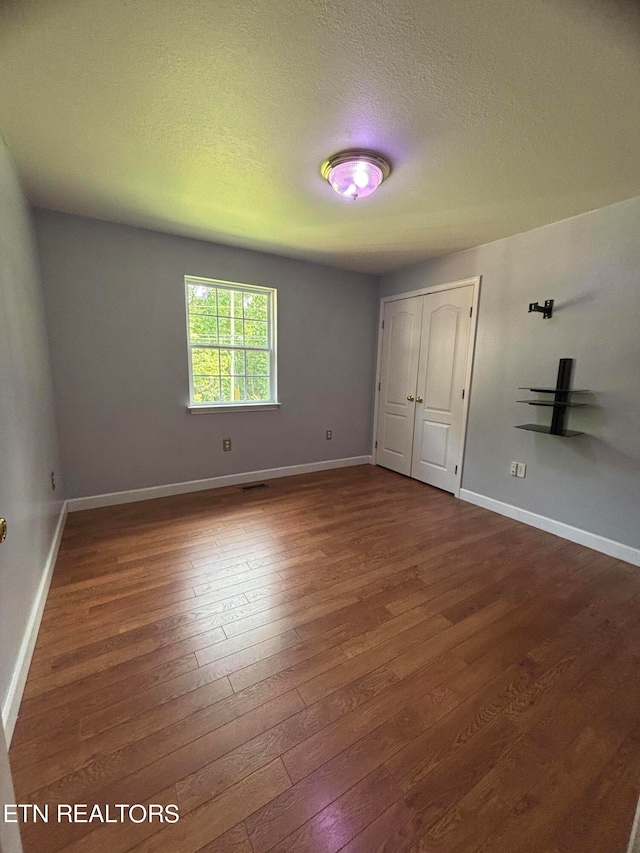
(529, 299), (554, 319)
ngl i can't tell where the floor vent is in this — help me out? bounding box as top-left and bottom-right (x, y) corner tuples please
(241, 483), (268, 491)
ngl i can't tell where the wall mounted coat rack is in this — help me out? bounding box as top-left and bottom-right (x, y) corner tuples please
(528, 299), (554, 319)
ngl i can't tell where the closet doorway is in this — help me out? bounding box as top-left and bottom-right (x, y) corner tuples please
(373, 277), (480, 496)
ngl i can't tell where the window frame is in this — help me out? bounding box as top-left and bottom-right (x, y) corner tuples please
(184, 275), (279, 413)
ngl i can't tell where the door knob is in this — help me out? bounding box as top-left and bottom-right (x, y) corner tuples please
(416, 396), (423, 403)
(0, 518), (6, 543)
(407, 395), (415, 402)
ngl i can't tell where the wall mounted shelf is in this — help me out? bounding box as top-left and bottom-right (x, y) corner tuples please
(516, 358), (589, 437)
(517, 387), (590, 393)
(516, 400), (588, 407)
(515, 424), (584, 437)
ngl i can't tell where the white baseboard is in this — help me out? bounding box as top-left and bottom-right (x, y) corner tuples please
(2, 501), (68, 743)
(460, 489), (640, 567)
(67, 456), (373, 512)
(627, 793), (640, 853)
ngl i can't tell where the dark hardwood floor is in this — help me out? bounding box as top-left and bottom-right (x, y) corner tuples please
(9, 464), (640, 852)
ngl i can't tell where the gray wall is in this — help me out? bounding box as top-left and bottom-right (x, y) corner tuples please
(380, 196), (640, 551)
(0, 139), (63, 724)
(35, 210), (378, 499)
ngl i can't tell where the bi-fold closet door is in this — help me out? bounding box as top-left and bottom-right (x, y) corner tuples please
(375, 284), (474, 494)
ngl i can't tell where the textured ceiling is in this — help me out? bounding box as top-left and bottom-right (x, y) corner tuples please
(0, 0), (639, 273)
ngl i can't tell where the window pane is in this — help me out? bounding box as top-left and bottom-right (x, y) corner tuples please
(244, 320), (268, 347)
(188, 284), (217, 314)
(233, 377), (246, 401)
(246, 350), (269, 375)
(218, 317), (232, 346)
(233, 291), (244, 316)
(229, 350), (244, 375)
(219, 349), (233, 376)
(247, 376), (270, 401)
(191, 348), (220, 375)
(220, 376), (232, 402)
(193, 376), (220, 403)
(233, 319), (244, 346)
(217, 289), (231, 316)
(243, 293), (268, 320)
(189, 314), (217, 344)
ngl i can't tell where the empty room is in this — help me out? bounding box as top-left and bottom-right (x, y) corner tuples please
(1, 1), (640, 851)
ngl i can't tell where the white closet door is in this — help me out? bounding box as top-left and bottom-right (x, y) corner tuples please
(375, 296), (423, 476)
(410, 285), (473, 492)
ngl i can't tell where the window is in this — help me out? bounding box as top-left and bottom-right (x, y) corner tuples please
(185, 277), (278, 411)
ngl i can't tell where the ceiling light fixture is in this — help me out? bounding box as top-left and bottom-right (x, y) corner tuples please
(321, 149), (391, 200)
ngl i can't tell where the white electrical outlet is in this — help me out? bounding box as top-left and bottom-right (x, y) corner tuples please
(510, 461), (518, 477)
(516, 462), (527, 478)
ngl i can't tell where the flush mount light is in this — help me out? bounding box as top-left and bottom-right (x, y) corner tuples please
(321, 149), (391, 199)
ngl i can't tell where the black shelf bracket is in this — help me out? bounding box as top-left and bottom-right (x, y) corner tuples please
(528, 299), (554, 319)
(550, 358), (572, 434)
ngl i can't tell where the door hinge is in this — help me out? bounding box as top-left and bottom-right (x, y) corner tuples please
(455, 464), (458, 474)
(462, 388), (465, 399)
(382, 320), (385, 329)
(469, 306), (473, 317)
(378, 382), (381, 391)
(375, 441), (378, 448)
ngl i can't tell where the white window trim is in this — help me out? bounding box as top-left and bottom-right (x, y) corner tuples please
(187, 402), (281, 414)
(184, 276), (278, 412)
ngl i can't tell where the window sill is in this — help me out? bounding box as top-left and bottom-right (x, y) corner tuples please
(187, 402), (281, 414)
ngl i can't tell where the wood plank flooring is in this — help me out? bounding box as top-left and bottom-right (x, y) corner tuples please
(9, 464), (640, 853)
